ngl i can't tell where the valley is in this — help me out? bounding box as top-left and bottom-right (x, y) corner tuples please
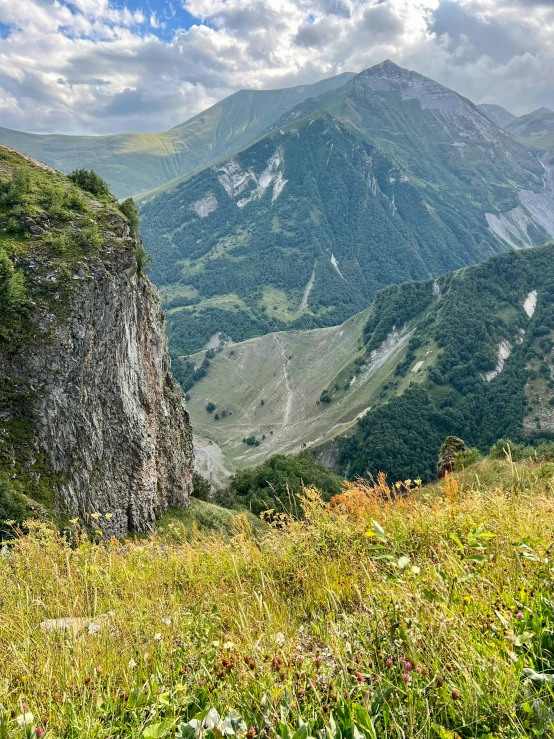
(187, 307), (410, 484)
(2, 60), (554, 498)
(139, 62), (554, 355)
(187, 240), (554, 487)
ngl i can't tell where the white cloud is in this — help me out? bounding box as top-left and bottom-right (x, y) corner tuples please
(0, 0), (552, 134)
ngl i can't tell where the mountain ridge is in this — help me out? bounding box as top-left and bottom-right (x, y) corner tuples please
(138, 62), (553, 354)
(0, 73), (355, 198)
(478, 103), (518, 129)
(479, 103), (554, 150)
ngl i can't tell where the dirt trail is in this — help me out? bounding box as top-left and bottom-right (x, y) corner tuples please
(273, 334), (293, 427)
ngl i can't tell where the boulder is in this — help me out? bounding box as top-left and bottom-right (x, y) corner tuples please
(437, 436), (466, 478)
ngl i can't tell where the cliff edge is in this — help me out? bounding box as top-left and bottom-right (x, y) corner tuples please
(0, 145), (193, 535)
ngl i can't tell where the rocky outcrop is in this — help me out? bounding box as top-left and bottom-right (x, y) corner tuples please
(437, 436), (466, 479)
(27, 250), (193, 535)
(0, 147), (193, 535)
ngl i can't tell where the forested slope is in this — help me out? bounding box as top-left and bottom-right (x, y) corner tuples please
(339, 241), (554, 482)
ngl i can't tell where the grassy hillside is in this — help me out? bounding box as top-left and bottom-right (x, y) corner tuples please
(158, 497), (260, 534)
(0, 74), (354, 199)
(181, 241), (554, 487)
(505, 109), (554, 150)
(139, 63), (551, 355)
(181, 307), (418, 484)
(340, 241), (554, 482)
(479, 105), (554, 150)
(3, 456), (554, 737)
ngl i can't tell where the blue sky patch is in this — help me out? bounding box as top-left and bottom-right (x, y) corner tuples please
(58, 0), (200, 39)
(0, 22), (13, 39)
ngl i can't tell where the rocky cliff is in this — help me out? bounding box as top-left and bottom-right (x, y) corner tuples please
(0, 145), (193, 535)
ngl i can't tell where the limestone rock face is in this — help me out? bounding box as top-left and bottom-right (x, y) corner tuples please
(437, 436), (466, 479)
(21, 242), (193, 535)
(0, 146), (194, 535)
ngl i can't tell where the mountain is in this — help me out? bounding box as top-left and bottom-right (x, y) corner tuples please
(183, 240), (554, 486)
(478, 103), (517, 129)
(0, 144), (193, 535)
(0, 73), (355, 199)
(340, 239), (554, 482)
(479, 103), (554, 150)
(138, 61), (552, 355)
(505, 108), (554, 149)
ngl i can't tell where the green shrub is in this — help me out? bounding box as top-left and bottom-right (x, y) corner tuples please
(68, 169), (110, 197)
(534, 442), (554, 462)
(0, 246), (28, 323)
(40, 182), (85, 220)
(71, 223), (103, 251)
(206, 402), (216, 413)
(215, 452), (343, 515)
(454, 447), (482, 469)
(191, 473), (211, 502)
(118, 198), (140, 239)
(44, 232), (68, 256)
(0, 167), (32, 208)
(489, 439), (536, 461)
(136, 245), (152, 274)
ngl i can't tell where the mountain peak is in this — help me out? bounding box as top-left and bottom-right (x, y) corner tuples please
(361, 59), (409, 78)
(356, 59), (476, 117)
(373, 59), (401, 70)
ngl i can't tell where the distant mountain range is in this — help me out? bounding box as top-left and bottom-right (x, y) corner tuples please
(0, 73), (354, 198)
(138, 61), (554, 353)
(2, 60), (554, 486)
(478, 104), (518, 129)
(479, 103), (554, 149)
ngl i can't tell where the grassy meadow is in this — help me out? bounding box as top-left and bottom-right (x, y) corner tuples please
(187, 307), (415, 483)
(1, 458), (554, 738)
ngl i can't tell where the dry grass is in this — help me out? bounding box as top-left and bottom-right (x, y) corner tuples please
(1, 460), (554, 738)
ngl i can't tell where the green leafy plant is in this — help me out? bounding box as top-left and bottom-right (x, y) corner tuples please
(68, 168), (110, 197)
(119, 197), (141, 239)
(449, 524), (496, 564)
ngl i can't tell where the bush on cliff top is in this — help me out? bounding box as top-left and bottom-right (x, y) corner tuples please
(68, 168), (110, 197)
(0, 474), (26, 537)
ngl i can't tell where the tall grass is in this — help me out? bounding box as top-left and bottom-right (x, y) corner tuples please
(1, 460), (554, 737)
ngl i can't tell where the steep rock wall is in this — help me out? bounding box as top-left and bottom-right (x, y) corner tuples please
(0, 146), (193, 535)
(22, 245), (193, 535)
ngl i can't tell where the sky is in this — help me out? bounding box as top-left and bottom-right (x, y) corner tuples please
(0, 0), (553, 135)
